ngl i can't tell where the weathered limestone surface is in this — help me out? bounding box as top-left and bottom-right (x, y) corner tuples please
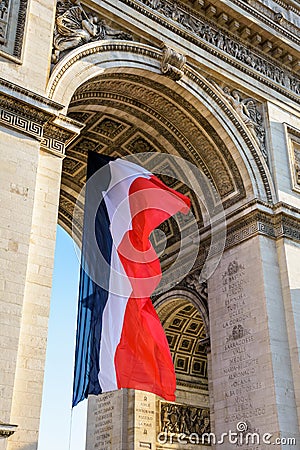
(209, 236), (300, 448)
(0, 0), (300, 448)
(0, 0), (57, 94)
(0, 127), (62, 450)
(0, 127), (40, 432)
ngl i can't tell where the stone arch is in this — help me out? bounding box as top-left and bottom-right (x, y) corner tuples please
(153, 288), (210, 406)
(154, 287), (209, 337)
(47, 40), (276, 213)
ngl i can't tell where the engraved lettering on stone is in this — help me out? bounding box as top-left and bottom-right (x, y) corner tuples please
(222, 260), (266, 425)
(52, 0), (133, 63)
(161, 46), (186, 81)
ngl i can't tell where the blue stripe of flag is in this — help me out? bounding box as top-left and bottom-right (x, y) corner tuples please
(72, 153), (115, 407)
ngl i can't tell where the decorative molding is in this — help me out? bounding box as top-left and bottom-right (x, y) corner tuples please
(206, 0), (300, 46)
(0, 108), (43, 139)
(52, 0), (133, 64)
(118, 0), (300, 100)
(160, 401), (210, 437)
(0, 78), (64, 111)
(285, 124), (300, 193)
(211, 83), (268, 163)
(161, 202), (300, 292)
(0, 0), (29, 61)
(41, 122), (75, 156)
(48, 42), (161, 99)
(160, 45), (186, 80)
(224, 202), (300, 247)
(0, 422), (18, 438)
(0, 92), (83, 156)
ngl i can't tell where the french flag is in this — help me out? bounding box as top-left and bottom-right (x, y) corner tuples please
(72, 152), (190, 406)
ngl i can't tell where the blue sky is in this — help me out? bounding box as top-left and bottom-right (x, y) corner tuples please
(38, 226), (87, 450)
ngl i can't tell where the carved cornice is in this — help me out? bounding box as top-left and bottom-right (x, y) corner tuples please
(222, 200), (300, 248)
(207, 0), (300, 47)
(0, 78), (64, 111)
(160, 200), (300, 284)
(117, 0), (300, 101)
(41, 117), (84, 156)
(0, 422), (18, 438)
(0, 91), (83, 156)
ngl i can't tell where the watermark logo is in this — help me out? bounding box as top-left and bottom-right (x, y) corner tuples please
(157, 422), (297, 446)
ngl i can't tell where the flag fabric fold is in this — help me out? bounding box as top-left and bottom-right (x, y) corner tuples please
(72, 152), (190, 407)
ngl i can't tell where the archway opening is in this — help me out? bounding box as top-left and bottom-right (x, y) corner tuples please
(156, 295), (211, 444)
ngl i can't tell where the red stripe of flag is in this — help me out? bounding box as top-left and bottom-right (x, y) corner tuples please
(115, 175), (190, 400)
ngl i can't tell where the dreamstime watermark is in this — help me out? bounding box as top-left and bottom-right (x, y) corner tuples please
(72, 152), (227, 294)
(157, 422), (297, 446)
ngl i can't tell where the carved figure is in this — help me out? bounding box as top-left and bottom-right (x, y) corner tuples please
(161, 405), (171, 432)
(222, 88), (256, 130)
(179, 408), (189, 434)
(161, 46), (186, 81)
(161, 403), (210, 436)
(217, 87), (268, 160)
(52, 0), (132, 63)
(52, 1), (97, 62)
(169, 405), (179, 433)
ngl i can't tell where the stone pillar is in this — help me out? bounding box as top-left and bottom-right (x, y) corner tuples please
(86, 390), (157, 450)
(0, 124), (63, 450)
(6, 149), (63, 450)
(0, 127), (40, 450)
(277, 238), (300, 430)
(209, 235), (299, 448)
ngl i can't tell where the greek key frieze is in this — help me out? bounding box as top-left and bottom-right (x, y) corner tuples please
(120, 0), (300, 99)
(0, 109), (43, 139)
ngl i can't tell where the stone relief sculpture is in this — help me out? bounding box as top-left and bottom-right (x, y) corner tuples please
(294, 148), (300, 185)
(213, 83), (268, 162)
(160, 402), (210, 436)
(160, 46), (186, 81)
(52, 0), (132, 63)
(139, 0), (300, 96)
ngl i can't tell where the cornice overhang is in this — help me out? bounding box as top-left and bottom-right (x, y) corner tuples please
(158, 199), (300, 286)
(110, 0), (300, 102)
(0, 79), (84, 156)
(0, 422), (18, 439)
